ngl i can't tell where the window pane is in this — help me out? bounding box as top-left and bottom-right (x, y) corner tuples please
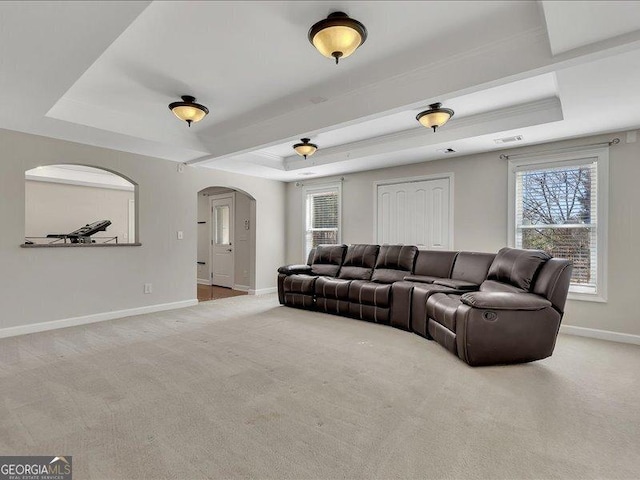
(306, 230), (338, 250)
(215, 205), (230, 245)
(311, 193), (338, 228)
(520, 226), (595, 286)
(305, 187), (340, 258)
(519, 165), (594, 225)
(515, 161), (597, 290)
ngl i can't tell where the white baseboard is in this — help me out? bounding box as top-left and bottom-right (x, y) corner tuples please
(233, 284), (250, 292)
(249, 287), (277, 295)
(197, 278), (211, 285)
(0, 299), (199, 340)
(560, 324), (640, 346)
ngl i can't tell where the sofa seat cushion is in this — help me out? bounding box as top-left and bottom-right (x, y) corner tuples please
(426, 293), (463, 332)
(315, 276), (352, 300)
(433, 279), (479, 290)
(348, 280), (392, 307)
(283, 274), (318, 295)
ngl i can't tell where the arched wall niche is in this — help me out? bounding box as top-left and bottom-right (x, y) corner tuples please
(24, 164), (139, 246)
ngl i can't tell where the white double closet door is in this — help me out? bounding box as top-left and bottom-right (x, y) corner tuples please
(376, 177), (451, 249)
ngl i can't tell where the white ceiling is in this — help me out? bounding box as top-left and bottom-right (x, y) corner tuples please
(2, 1), (640, 182)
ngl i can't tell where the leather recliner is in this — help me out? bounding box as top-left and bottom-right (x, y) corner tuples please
(277, 244), (346, 309)
(429, 249), (572, 366)
(277, 245), (572, 366)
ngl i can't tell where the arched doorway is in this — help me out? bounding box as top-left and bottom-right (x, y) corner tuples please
(197, 186), (256, 302)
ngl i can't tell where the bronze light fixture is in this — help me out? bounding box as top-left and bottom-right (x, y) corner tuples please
(416, 102), (454, 132)
(168, 95), (209, 127)
(308, 12), (368, 64)
(293, 138), (318, 159)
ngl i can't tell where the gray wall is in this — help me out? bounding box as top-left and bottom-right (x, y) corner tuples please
(0, 129), (285, 330)
(286, 132), (640, 337)
(25, 180), (134, 243)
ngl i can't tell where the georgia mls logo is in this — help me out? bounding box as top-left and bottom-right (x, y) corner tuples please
(0, 455), (72, 480)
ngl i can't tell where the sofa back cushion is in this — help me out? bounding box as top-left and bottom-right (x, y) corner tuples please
(450, 252), (496, 285)
(310, 244), (347, 277)
(338, 244), (380, 280)
(532, 258), (573, 313)
(413, 250), (458, 278)
(487, 247), (551, 291)
(372, 245), (418, 283)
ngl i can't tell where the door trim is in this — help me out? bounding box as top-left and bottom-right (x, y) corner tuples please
(372, 173), (454, 249)
(209, 193), (235, 288)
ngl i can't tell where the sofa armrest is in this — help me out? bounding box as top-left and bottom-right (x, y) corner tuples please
(277, 264), (313, 275)
(434, 279), (479, 290)
(460, 292), (551, 311)
(403, 275), (439, 283)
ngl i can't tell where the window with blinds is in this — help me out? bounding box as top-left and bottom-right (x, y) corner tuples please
(304, 184), (341, 259)
(512, 154), (605, 297)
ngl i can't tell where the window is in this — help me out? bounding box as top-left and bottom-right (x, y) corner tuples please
(303, 184), (341, 259)
(508, 147), (608, 301)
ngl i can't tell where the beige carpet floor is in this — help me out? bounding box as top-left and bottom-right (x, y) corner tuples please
(0, 294), (639, 480)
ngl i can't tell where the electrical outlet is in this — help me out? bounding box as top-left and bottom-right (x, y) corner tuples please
(177, 231), (184, 240)
(144, 283), (152, 294)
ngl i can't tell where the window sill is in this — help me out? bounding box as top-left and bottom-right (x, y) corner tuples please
(20, 243), (142, 248)
(567, 291), (607, 303)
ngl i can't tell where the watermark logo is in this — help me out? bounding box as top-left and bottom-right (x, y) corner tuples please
(0, 456), (72, 480)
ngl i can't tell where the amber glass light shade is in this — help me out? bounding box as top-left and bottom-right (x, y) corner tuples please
(309, 12), (367, 64)
(169, 95), (209, 127)
(293, 138), (318, 159)
(416, 103), (454, 132)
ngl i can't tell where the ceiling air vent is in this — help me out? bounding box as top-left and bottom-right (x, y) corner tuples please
(437, 148), (456, 154)
(494, 135), (523, 144)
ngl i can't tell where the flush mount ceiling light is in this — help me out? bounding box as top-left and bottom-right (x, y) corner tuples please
(168, 95), (209, 127)
(416, 102), (454, 132)
(308, 12), (367, 64)
(293, 138), (318, 159)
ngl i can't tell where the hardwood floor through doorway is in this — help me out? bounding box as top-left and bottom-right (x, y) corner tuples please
(197, 284), (248, 302)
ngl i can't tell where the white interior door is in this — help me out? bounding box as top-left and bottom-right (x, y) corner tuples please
(377, 177), (451, 249)
(211, 194), (234, 288)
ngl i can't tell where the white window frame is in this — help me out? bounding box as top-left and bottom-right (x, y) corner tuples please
(507, 146), (609, 302)
(302, 182), (342, 262)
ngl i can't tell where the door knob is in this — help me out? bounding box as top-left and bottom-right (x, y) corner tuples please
(227, 248), (233, 252)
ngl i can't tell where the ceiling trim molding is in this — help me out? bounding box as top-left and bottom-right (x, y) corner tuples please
(284, 97), (563, 171)
(194, 27), (553, 162)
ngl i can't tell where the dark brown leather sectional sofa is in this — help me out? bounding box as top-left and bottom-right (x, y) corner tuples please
(278, 245), (572, 366)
